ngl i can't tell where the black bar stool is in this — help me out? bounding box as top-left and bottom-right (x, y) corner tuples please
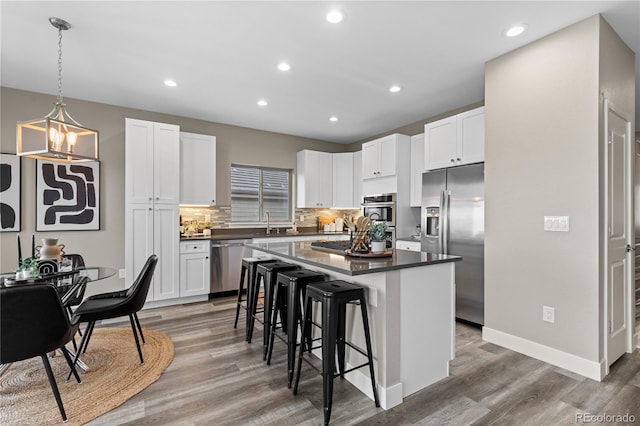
(266, 269), (325, 386)
(234, 257), (276, 340)
(248, 262), (298, 355)
(293, 280), (379, 425)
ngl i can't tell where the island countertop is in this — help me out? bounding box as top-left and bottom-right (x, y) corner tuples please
(246, 241), (461, 276)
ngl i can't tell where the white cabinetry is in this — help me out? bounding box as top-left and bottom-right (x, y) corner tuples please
(125, 118), (180, 303)
(361, 134), (410, 196)
(424, 106), (484, 171)
(396, 239), (421, 252)
(296, 150), (333, 208)
(125, 119), (180, 204)
(180, 132), (216, 206)
(410, 134), (424, 207)
(362, 135), (398, 179)
(179, 241), (210, 297)
(353, 150), (362, 207)
(332, 152), (354, 208)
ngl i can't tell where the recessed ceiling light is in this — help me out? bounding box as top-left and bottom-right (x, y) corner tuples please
(257, 99), (268, 107)
(389, 85), (402, 93)
(329, 116), (339, 122)
(326, 10), (344, 24)
(277, 62), (291, 71)
(163, 79), (177, 87)
(505, 24), (527, 37)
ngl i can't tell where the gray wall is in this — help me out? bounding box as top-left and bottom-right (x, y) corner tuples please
(0, 87), (347, 290)
(484, 15), (634, 364)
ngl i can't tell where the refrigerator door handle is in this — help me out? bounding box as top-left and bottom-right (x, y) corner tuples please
(438, 190), (446, 254)
(443, 190), (451, 254)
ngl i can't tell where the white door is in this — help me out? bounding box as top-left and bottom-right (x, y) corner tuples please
(424, 116), (457, 171)
(125, 119), (154, 204)
(125, 203), (154, 300)
(153, 204), (180, 300)
(604, 99), (633, 370)
(378, 136), (397, 177)
(153, 122), (180, 204)
(180, 132), (216, 206)
(457, 107), (485, 165)
(332, 152), (354, 208)
(179, 253), (210, 297)
(362, 141), (380, 179)
(410, 134), (425, 207)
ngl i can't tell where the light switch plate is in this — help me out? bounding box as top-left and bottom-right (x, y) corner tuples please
(544, 216), (570, 232)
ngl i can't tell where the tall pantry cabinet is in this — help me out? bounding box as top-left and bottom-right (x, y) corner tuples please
(125, 118), (180, 302)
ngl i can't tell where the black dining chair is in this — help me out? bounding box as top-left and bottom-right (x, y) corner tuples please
(69, 254), (158, 374)
(0, 283), (82, 422)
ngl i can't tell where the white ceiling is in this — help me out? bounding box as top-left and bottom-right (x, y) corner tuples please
(2, 1), (639, 144)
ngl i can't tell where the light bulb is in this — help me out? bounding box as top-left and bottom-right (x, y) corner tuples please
(66, 131), (78, 150)
(49, 127), (63, 150)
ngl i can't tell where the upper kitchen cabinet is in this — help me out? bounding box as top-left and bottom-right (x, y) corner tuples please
(362, 134), (400, 179)
(410, 134), (425, 207)
(361, 133), (410, 196)
(353, 151), (363, 207)
(180, 132), (217, 206)
(125, 118), (180, 204)
(297, 150), (333, 208)
(424, 106), (485, 171)
(332, 152), (355, 208)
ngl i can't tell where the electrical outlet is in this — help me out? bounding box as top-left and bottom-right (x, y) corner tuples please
(299, 215), (304, 222)
(119, 268), (126, 279)
(543, 306), (555, 323)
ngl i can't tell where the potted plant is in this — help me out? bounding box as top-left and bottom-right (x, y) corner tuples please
(369, 222), (388, 253)
(16, 257), (39, 280)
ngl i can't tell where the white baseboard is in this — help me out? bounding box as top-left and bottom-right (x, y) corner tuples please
(482, 327), (604, 381)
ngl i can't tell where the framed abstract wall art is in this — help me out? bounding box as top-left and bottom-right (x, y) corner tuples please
(0, 153), (21, 232)
(36, 160), (100, 231)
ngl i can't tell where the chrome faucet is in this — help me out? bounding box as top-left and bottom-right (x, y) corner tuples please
(264, 211), (271, 235)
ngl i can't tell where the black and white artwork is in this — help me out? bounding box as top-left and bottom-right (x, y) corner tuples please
(36, 160), (100, 231)
(0, 153), (21, 232)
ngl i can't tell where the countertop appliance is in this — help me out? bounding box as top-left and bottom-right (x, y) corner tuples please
(210, 239), (252, 294)
(362, 193), (396, 248)
(422, 163), (484, 325)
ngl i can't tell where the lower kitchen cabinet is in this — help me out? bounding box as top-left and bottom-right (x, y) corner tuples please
(179, 241), (210, 297)
(396, 239), (421, 252)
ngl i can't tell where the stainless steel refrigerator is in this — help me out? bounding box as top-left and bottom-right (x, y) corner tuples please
(421, 163), (484, 325)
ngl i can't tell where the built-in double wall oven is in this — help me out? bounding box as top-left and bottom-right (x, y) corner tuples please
(362, 193), (396, 248)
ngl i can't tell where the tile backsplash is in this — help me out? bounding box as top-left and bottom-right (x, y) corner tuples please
(180, 206), (360, 230)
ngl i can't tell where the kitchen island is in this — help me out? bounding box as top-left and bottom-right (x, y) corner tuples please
(247, 241), (461, 409)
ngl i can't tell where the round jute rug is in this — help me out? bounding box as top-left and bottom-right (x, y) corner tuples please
(0, 327), (174, 425)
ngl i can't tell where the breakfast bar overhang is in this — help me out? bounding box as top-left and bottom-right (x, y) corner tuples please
(247, 241), (461, 409)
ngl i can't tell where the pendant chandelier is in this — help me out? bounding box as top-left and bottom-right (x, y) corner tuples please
(16, 17), (99, 163)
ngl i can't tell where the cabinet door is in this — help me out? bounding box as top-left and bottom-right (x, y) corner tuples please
(410, 134), (425, 207)
(125, 203), (154, 300)
(377, 136), (397, 178)
(180, 132), (217, 206)
(125, 119), (154, 204)
(424, 116), (457, 171)
(332, 152), (354, 208)
(179, 252), (210, 297)
(297, 150), (332, 208)
(457, 107), (485, 165)
(352, 151), (362, 208)
(153, 122), (180, 204)
(362, 141), (380, 179)
(152, 204), (180, 301)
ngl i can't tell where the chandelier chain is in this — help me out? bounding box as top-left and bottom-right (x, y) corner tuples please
(57, 25), (63, 102)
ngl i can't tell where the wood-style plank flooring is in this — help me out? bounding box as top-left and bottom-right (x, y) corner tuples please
(87, 297), (640, 425)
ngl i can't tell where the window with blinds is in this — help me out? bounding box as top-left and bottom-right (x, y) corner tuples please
(231, 165), (291, 223)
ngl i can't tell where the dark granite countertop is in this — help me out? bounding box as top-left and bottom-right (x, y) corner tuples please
(246, 241), (461, 276)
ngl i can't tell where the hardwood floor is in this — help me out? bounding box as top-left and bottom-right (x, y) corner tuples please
(87, 297), (640, 425)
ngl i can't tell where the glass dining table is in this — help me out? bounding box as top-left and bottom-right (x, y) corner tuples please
(0, 266), (117, 376)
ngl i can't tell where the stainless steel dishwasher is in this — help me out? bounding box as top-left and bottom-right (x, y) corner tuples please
(210, 239), (252, 294)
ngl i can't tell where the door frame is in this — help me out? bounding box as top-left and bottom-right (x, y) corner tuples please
(602, 97), (635, 374)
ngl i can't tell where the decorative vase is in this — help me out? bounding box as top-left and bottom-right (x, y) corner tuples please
(370, 241), (386, 254)
(36, 238), (65, 261)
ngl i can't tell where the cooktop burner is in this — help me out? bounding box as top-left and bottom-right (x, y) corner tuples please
(310, 240), (351, 255)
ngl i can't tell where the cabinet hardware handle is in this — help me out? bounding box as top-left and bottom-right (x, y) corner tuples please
(205, 257), (209, 259)
(148, 197), (153, 201)
(450, 159), (455, 162)
(457, 158), (461, 161)
(148, 208), (152, 211)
